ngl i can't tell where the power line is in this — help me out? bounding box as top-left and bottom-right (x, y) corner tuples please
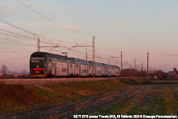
(0, 37), (35, 47)
(0, 51), (18, 53)
(16, 0), (92, 37)
(0, 28), (64, 48)
(0, 50), (33, 53)
(0, 39), (21, 45)
(0, 18), (94, 59)
(0, 55), (29, 61)
(150, 52), (178, 56)
(0, 29), (34, 40)
(0, 3), (123, 64)
(0, 18), (82, 46)
(96, 38), (119, 52)
(0, 18), (35, 36)
(0, 29), (59, 46)
(0, 28), (91, 57)
(0, 18), (120, 63)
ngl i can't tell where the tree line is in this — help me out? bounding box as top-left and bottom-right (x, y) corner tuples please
(0, 65), (29, 79)
(120, 69), (170, 79)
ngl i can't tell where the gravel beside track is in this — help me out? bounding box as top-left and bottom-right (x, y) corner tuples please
(0, 77), (119, 85)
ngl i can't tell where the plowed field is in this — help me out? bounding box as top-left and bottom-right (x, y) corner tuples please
(1, 79), (178, 119)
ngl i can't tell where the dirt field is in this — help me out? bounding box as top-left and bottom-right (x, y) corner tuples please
(1, 79), (178, 119)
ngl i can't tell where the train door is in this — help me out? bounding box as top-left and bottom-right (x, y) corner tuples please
(74, 63), (76, 75)
(79, 64), (81, 76)
(54, 65), (56, 75)
(88, 66), (92, 76)
(69, 63), (74, 76)
(48, 59), (52, 76)
(86, 65), (89, 76)
(75, 64), (79, 76)
(67, 62), (69, 76)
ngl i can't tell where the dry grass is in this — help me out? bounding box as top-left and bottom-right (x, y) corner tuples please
(0, 81), (37, 106)
(4, 78), (178, 118)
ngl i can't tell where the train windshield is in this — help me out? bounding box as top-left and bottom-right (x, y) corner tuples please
(31, 57), (45, 63)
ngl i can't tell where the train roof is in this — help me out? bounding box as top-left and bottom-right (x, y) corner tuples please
(31, 52), (67, 58)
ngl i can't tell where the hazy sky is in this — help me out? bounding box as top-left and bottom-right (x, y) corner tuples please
(1, 0), (178, 72)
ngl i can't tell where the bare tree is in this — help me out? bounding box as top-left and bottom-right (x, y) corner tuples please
(21, 70), (29, 76)
(2, 65), (8, 75)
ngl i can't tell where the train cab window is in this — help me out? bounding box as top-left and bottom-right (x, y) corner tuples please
(75, 64), (78, 68)
(31, 57), (45, 63)
(83, 69), (87, 73)
(70, 64), (73, 68)
(62, 68), (66, 72)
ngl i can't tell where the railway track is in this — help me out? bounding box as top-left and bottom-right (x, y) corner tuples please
(0, 77), (119, 85)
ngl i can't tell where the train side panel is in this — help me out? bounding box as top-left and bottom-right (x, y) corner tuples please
(50, 62), (67, 76)
(68, 63), (74, 76)
(88, 66), (92, 76)
(107, 68), (112, 76)
(96, 66), (102, 76)
(30, 52), (120, 78)
(81, 64), (87, 76)
(111, 68), (115, 76)
(74, 64), (80, 76)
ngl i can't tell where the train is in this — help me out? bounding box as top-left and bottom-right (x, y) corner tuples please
(30, 52), (120, 78)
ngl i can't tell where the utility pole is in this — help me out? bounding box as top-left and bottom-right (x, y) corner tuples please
(141, 62), (144, 77)
(37, 38), (59, 52)
(121, 51), (123, 71)
(92, 36), (95, 80)
(86, 52), (88, 60)
(72, 36), (95, 80)
(134, 58), (136, 70)
(108, 57), (110, 65)
(125, 61), (132, 69)
(147, 52), (149, 76)
(37, 38), (40, 52)
(108, 56), (121, 65)
(141, 62), (143, 72)
(134, 58), (136, 77)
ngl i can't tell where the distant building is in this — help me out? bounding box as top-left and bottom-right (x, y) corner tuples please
(168, 71), (176, 75)
(12, 73), (20, 77)
(168, 71), (178, 79)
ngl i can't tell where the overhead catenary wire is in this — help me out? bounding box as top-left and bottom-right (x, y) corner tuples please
(16, 0), (92, 37)
(0, 0), (126, 66)
(149, 52), (178, 57)
(0, 29), (35, 40)
(96, 38), (120, 53)
(0, 29), (90, 59)
(0, 38), (22, 45)
(0, 28), (72, 50)
(16, 0), (121, 55)
(0, 55), (29, 61)
(0, 29), (116, 65)
(0, 18), (35, 36)
(0, 50), (34, 53)
(0, 18), (89, 56)
(0, 16), (120, 65)
(0, 37), (36, 47)
(0, 30), (58, 46)
(0, 41), (16, 45)
(0, 32), (36, 47)
(0, 18), (76, 44)
(0, 17), (119, 64)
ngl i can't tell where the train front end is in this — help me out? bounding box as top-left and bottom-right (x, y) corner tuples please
(30, 52), (47, 78)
